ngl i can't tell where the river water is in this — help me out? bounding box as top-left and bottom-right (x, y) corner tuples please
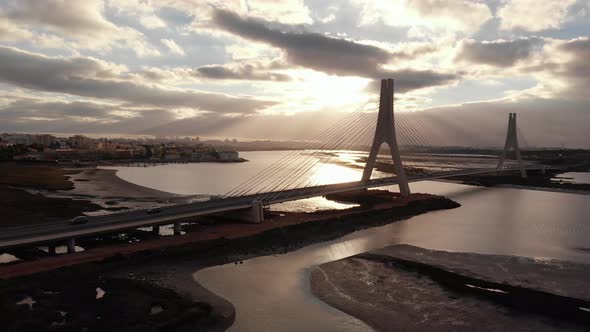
(107, 151), (590, 331)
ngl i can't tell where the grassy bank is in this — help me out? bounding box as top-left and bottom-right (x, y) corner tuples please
(0, 163), (101, 226)
(0, 163), (75, 190)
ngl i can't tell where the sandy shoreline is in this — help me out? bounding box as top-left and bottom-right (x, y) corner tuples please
(41, 167), (191, 215)
(68, 168), (180, 200)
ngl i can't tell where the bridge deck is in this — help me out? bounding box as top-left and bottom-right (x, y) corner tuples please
(0, 166), (545, 249)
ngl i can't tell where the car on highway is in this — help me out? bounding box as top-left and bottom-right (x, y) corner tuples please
(147, 207), (163, 214)
(69, 216), (89, 225)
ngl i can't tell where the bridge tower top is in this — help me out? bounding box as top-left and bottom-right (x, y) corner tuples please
(498, 112), (527, 178)
(361, 79), (410, 197)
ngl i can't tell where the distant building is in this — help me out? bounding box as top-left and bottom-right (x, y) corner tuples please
(68, 135), (95, 149)
(164, 153), (180, 160)
(111, 149), (133, 159)
(33, 134), (56, 146)
(2, 133), (33, 145)
(56, 139), (69, 149)
(218, 151), (239, 161)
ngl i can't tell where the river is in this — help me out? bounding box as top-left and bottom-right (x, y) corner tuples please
(106, 151), (590, 331)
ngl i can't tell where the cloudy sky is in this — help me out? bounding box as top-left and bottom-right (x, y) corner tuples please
(0, 0), (589, 147)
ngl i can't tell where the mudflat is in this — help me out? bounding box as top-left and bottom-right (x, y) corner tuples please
(311, 244), (590, 331)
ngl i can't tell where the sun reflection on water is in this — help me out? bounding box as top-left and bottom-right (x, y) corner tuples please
(311, 162), (363, 185)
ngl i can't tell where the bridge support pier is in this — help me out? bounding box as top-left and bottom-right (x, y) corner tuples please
(66, 238), (76, 254)
(219, 200), (265, 223)
(173, 222), (182, 235)
(362, 79), (410, 197)
(48, 245), (56, 255)
(497, 113), (527, 178)
(250, 200), (264, 223)
(152, 225), (160, 235)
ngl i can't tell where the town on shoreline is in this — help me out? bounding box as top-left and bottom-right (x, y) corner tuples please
(0, 132), (242, 164)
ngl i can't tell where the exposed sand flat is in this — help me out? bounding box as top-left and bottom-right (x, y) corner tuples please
(370, 245), (590, 302)
(39, 168), (192, 214)
(311, 245), (590, 331)
(65, 168), (180, 201)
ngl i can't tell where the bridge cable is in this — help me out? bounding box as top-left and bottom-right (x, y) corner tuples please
(251, 104), (377, 197)
(257, 109), (378, 201)
(224, 99), (377, 197)
(273, 112), (379, 201)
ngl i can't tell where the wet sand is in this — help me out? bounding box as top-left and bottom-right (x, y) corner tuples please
(66, 168), (180, 200)
(46, 168), (186, 213)
(311, 245), (590, 331)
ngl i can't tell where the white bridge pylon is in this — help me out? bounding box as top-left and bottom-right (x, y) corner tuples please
(497, 113), (527, 178)
(361, 78), (411, 197)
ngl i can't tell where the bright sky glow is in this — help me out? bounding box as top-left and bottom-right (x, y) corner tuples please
(0, 0), (589, 146)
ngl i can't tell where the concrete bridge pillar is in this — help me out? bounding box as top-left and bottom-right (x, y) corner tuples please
(219, 200), (265, 223)
(173, 222), (182, 235)
(152, 225), (160, 235)
(497, 113), (527, 178)
(48, 245), (56, 255)
(250, 200), (264, 223)
(362, 78), (410, 197)
(66, 238), (76, 254)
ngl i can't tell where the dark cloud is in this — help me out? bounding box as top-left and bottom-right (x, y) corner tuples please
(523, 37), (590, 100)
(0, 46), (274, 113)
(558, 37), (590, 80)
(1, 99), (116, 119)
(365, 70), (458, 94)
(456, 38), (543, 67)
(140, 68), (173, 82)
(194, 63), (291, 81)
(556, 37), (590, 99)
(212, 9), (388, 75)
(211, 9), (457, 91)
(0, 97), (178, 134)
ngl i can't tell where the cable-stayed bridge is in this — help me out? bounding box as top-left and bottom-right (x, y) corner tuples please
(0, 79), (547, 252)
